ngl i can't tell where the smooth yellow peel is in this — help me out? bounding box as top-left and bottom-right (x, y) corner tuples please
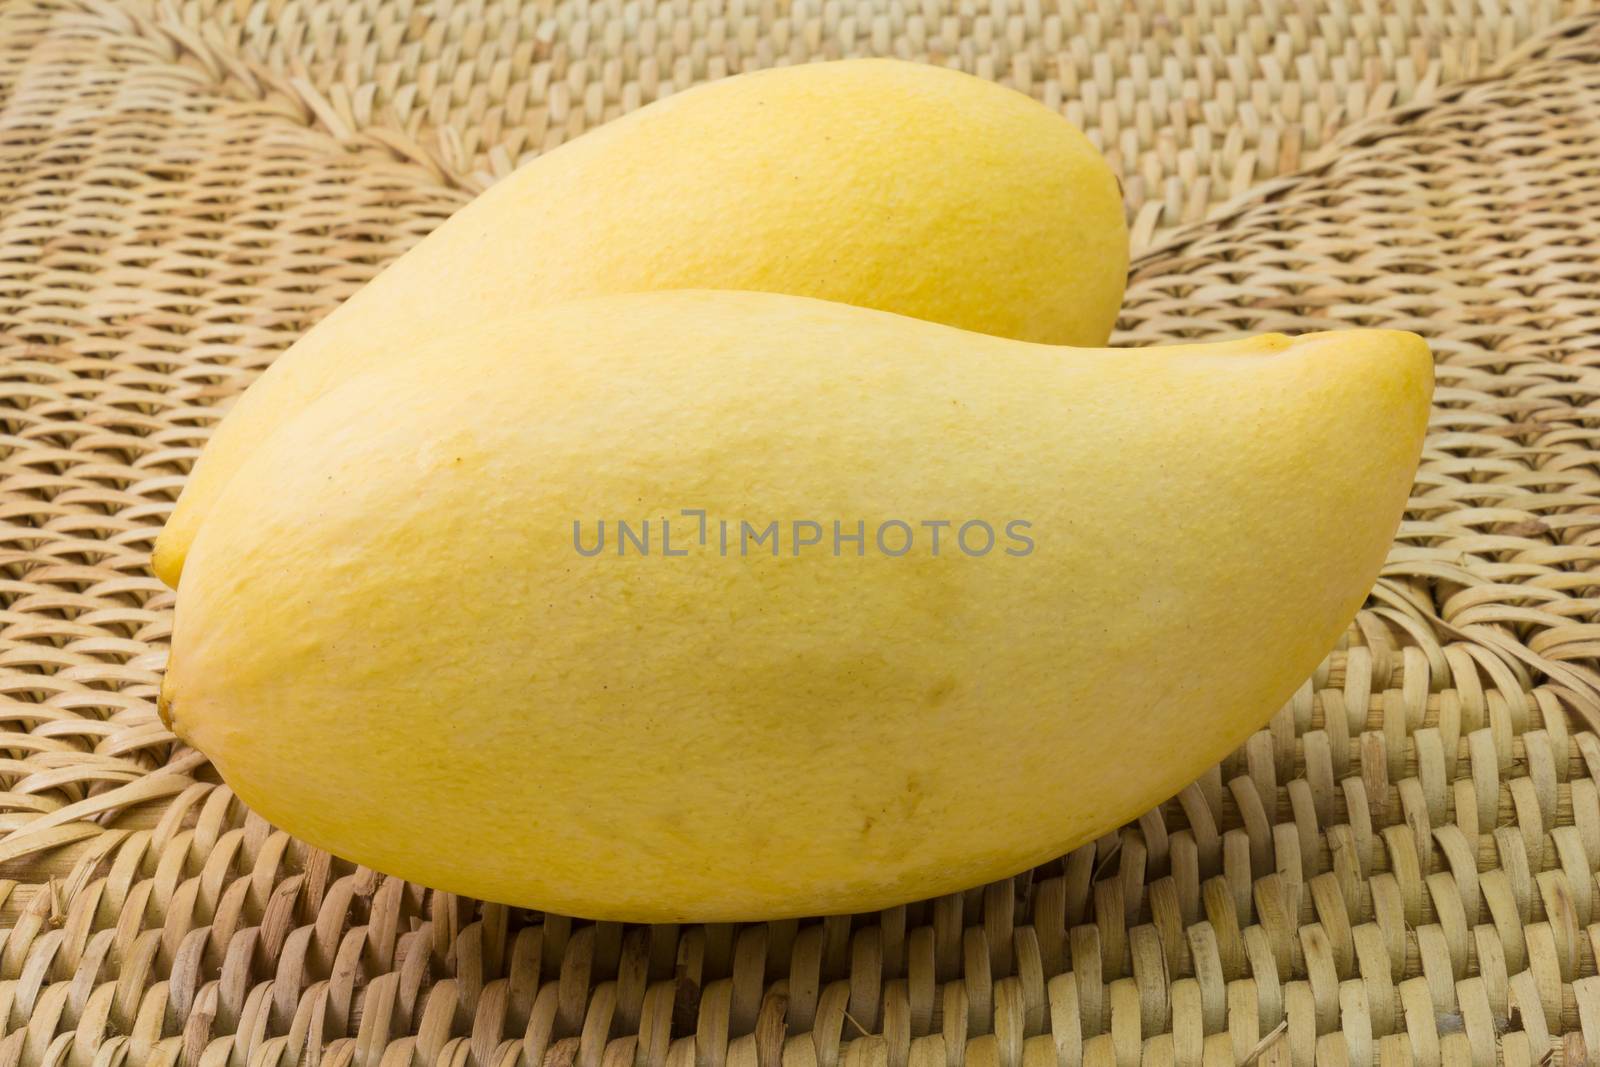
(152, 59), (1128, 587)
(165, 290), (1432, 922)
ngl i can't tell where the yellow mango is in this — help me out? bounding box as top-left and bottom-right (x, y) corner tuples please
(162, 290), (1432, 921)
(152, 59), (1128, 587)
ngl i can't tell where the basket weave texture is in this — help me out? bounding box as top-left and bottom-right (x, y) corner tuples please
(48, 0), (1592, 250)
(5, 1), (1600, 1065)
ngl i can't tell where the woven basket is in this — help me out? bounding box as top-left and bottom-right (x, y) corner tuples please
(5, 1), (1600, 1064)
(44, 0), (1592, 250)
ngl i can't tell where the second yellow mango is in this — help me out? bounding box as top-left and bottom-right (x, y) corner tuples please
(153, 59), (1129, 586)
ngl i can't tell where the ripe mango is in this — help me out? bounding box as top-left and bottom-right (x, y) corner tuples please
(152, 59), (1128, 587)
(161, 290), (1432, 921)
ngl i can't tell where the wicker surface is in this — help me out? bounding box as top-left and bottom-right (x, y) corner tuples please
(5, 0), (1600, 1064)
(99, 0), (1592, 250)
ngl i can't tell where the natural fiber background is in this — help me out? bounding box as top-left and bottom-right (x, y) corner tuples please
(5, 1), (1600, 1064)
(24, 0), (1596, 250)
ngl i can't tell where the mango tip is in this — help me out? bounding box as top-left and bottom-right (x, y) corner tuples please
(150, 536), (182, 589)
(157, 671), (176, 733)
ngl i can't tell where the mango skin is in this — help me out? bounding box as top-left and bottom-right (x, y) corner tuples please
(162, 290), (1432, 922)
(152, 58), (1129, 587)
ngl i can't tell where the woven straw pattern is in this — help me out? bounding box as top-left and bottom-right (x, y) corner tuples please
(5, 2), (1600, 1065)
(115, 0), (1591, 249)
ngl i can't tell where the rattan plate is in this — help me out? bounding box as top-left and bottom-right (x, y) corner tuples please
(4, 2), (1600, 1065)
(54, 0), (1594, 251)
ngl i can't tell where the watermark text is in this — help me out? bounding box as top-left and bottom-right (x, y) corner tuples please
(572, 510), (1034, 558)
